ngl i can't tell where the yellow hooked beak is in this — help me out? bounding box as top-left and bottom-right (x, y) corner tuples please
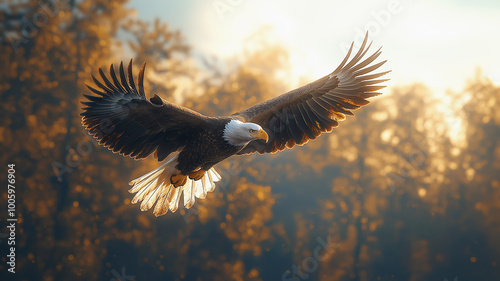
(251, 129), (269, 143)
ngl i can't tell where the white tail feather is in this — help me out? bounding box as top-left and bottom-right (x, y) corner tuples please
(128, 155), (221, 216)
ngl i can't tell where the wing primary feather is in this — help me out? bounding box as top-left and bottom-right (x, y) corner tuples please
(361, 85), (387, 92)
(353, 60), (387, 76)
(82, 94), (103, 103)
(138, 62), (147, 98)
(109, 64), (126, 93)
(127, 59), (139, 96)
(80, 102), (94, 107)
(354, 41), (373, 66)
(350, 47), (382, 73)
(331, 41), (354, 74)
(343, 34), (370, 70)
(85, 84), (107, 96)
(362, 79), (390, 86)
(357, 70), (391, 81)
(119, 61), (133, 94)
(99, 68), (119, 93)
(360, 92), (383, 98)
(91, 74), (113, 94)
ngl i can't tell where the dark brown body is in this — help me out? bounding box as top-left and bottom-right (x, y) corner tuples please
(176, 116), (243, 174)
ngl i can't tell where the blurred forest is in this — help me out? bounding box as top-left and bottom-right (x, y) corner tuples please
(1, 1), (499, 281)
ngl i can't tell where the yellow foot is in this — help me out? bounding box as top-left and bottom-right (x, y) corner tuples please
(189, 169), (206, 180)
(170, 174), (187, 187)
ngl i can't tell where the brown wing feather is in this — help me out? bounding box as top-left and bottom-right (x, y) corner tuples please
(234, 32), (390, 155)
(81, 60), (208, 161)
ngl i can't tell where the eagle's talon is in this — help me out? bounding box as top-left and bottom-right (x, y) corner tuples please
(189, 169), (205, 181)
(170, 174), (187, 187)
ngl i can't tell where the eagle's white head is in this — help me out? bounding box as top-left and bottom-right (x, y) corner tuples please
(223, 120), (269, 146)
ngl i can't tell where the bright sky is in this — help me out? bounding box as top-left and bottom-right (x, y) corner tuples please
(128, 0), (500, 95)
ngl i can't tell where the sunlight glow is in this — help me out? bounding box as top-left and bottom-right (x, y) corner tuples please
(436, 91), (471, 147)
(488, 69), (500, 86)
(418, 188), (427, 198)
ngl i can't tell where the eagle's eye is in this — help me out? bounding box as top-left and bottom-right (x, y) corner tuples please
(249, 129), (255, 133)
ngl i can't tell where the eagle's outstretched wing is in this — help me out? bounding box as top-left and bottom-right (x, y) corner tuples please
(233, 32), (389, 155)
(80, 60), (207, 161)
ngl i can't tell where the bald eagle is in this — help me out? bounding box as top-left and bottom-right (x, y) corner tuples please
(81, 33), (389, 216)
